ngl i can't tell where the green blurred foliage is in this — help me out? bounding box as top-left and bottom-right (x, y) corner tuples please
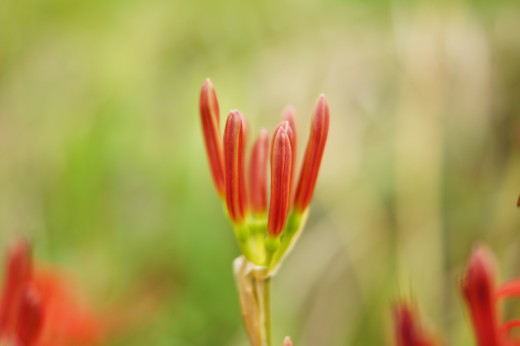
(0, 0), (520, 345)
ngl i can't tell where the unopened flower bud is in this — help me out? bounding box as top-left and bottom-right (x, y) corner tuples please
(224, 110), (247, 223)
(200, 79), (226, 197)
(293, 94), (329, 212)
(462, 245), (500, 346)
(16, 284), (43, 346)
(0, 238), (32, 334)
(268, 123), (293, 237)
(249, 129), (269, 216)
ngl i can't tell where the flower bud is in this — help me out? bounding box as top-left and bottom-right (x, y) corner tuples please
(200, 79), (226, 197)
(462, 245), (500, 346)
(283, 336), (294, 346)
(249, 129), (269, 216)
(16, 284), (43, 346)
(0, 238), (32, 335)
(293, 94), (329, 212)
(282, 107), (297, 198)
(224, 110), (247, 223)
(393, 303), (436, 346)
(268, 123), (293, 237)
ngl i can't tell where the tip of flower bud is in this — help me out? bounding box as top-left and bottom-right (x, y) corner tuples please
(393, 302), (436, 346)
(462, 245), (496, 299)
(283, 336), (294, 346)
(462, 245), (500, 346)
(16, 284), (44, 345)
(517, 194), (520, 208)
(293, 94), (329, 212)
(268, 124), (293, 237)
(249, 129), (270, 216)
(200, 78), (225, 197)
(224, 110), (247, 223)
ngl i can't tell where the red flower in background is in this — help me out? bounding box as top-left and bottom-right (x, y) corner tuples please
(462, 245), (520, 346)
(0, 239), (102, 346)
(393, 303), (438, 346)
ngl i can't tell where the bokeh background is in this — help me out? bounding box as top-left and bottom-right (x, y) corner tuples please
(1, 0), (520, 345)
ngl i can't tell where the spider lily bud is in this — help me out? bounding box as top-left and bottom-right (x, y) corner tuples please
(200, 79), (226, 197)
(267, 123), (293, 237)
(283, 336), (294, 346)
(393, 303), (437, 346)
(0, 239), (32, 334)
(16, 284), (43, 346)
(293, 94), (329, 212)
(282, 107), (297, 195)
(224, 110), (247, 223)
(249, 129), (269, 217)
(462, 245), (500, 346)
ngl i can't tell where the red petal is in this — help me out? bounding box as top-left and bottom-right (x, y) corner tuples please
(33, 270), (102, 346)
(496, 279), (520, 300)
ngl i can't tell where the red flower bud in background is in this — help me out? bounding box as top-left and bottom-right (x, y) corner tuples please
(283, 336), (294, 346)
(0, 238), (102, 346)
(517, 194), (520, 208)
(224, 110), (247, 223)
(462, 245), (501, 346)
(200, 79), (226, 197)
(249, 129), (269, 216)
(16, 284), (43, 346)
(293, 94), (329, 212)
(267, 123), (293, 237)
(0, 239), (32, 335)
(393, 303), (437, 346)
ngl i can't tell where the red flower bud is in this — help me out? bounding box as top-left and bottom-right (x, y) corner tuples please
(462, 245), (501, 346)
(393, 303), (437, 346)
(200, 79), (226, 197)
(224, 110), (247, 223)
(249, 129), (269, 216)
(0, 238), (32, 335)
(16, 284), (43, 346)
(282, 107), (297, 198)
(268, 123), (293, 236)
(283, 336), (294, 346)
(293, 94), (329, 212)
(517, 194), (520, 208)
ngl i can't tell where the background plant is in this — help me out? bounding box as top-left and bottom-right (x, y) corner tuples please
(0, 0), (519, 345)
